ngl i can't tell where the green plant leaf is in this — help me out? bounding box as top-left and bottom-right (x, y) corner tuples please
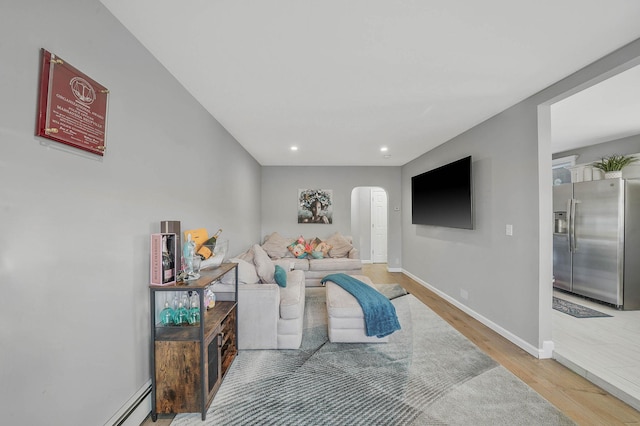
(591, 154), (639, 172)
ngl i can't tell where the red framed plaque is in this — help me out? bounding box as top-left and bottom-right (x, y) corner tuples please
(36, 49), (109, 156)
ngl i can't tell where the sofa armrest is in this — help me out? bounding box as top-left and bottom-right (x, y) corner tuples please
(237, 283), (280, 349)
(287, 269), (305, 285)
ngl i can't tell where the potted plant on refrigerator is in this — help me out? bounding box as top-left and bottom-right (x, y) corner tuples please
(591, 154), (639, 179)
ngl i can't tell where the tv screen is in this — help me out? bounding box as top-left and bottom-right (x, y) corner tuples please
(411, 156), (473, 229)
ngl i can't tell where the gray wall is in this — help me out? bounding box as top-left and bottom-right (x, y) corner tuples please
(0, 1), (261, 424)
(403, 102), (542, 346)
(402, 38), (640, 351)
(554, 133), (640, 163)
(261, 167), (402, 268)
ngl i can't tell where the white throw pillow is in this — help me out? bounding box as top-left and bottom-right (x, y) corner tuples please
(252, 244), (276, 283)
(261, 232), (292, 259)
(325, 232), (353, 258)
(221, 258), (259, 284)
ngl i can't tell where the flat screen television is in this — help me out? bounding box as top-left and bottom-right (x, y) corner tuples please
(411, 156), (473, 229)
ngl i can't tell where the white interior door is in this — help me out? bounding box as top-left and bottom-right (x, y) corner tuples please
(371, 188), (387, 263)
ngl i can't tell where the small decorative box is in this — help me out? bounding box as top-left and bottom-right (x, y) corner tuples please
(150, 233), (177, 286)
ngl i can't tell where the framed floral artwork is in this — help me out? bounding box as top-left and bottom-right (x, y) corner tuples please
(298, 189), (333, 224)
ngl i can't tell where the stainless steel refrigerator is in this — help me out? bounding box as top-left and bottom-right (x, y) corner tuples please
(553, 178), (640, 310)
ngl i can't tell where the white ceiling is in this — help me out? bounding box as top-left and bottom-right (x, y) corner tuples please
(551, 63), (640, 154)
(100, 0), (640, 166)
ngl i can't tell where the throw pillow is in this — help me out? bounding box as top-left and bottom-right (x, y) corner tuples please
(221, 258), (259, 284)
(315, 241), (332, 257)
(309, 237), (322, 250)
(311, 251), (323, 259)
(261, 232), (290, 259)
(237, 246), (255, 264)
(252, 244), (276, 283)
(288, 242), (306, 258)
(274, 265), (287, 287)
(325, 232), (353, 258)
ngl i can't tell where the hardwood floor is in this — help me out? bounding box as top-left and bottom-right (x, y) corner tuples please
(364, 264), (640, 426)
(142, 265), (640, 425)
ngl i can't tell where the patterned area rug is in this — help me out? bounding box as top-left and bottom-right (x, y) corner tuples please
(553, 297), (612, 318)
(172, 284), (574, 425)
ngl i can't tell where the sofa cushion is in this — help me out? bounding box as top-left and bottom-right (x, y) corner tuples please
(273, 258), (310, 271)
(279, 271), (304, 320)
(261, 232), (292, 259)
(309, 257), (362, 271)
(221, 258), (260, 284)
(325, 232), (353, 258)
(252, 244), (275, 283)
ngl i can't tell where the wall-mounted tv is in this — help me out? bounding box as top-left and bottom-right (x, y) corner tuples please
(411, 156), (473, 229)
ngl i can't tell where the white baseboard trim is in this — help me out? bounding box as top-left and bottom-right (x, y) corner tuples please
(105, 380), (151, 426)
(402, 269), (542, 359)
(387, 267), (402, 272)
(361, 259), (373, 264)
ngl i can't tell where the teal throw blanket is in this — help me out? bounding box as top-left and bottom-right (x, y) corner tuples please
(321, 273), (401, 338)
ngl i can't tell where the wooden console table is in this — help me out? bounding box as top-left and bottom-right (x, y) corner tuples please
(149, 263), (238, 421)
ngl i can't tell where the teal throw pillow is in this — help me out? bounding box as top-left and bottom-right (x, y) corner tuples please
(274, 265), (287, 287)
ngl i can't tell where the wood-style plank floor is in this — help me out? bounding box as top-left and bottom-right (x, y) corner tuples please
(142, 265), (640, 425)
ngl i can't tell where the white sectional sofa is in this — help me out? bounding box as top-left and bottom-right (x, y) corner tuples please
(212, 243), (307, 349)
(260, 232), (363, 287)
(209, 232), (363, 349)
(237, 269), (306, 349)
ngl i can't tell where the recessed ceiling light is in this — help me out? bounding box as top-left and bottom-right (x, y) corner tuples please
(290, 146), (298, 151)
(380, 147), (388, 152)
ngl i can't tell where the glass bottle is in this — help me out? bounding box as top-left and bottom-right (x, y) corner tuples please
(197, 228), (222, 259)
(172, 294), (179, 310)
(162, 235), (174, 283)
(181, 292), (189, 311)
(204, 288), (216, 309)
(160, 301), (174, 326)
(172, 302), (188, 325)
(188, 301), (200, 325)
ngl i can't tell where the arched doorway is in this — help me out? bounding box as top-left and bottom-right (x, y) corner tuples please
(350, 187), (388, 263)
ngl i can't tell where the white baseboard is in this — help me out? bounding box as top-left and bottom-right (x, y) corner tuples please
(387, 267), (402, 272)
(402, 269), (543, 359)
(361, 259), (373, 264)
(105, 380), (151, 426)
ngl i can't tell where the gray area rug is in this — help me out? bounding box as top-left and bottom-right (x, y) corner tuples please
(553, 297), (612, 318)
(173, 284), (574, 425)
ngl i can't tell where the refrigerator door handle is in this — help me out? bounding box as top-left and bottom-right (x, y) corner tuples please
(566, 199), (573, 252)
(571, 199), (579, 252)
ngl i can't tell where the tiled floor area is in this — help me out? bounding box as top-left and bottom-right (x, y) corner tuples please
(552, 290), (640, 411)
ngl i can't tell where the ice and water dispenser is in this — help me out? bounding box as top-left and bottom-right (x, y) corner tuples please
(554, 211), (567, 234)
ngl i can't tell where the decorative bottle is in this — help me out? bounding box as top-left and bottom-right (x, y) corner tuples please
(173, 302), (188, 325)
(188, 301), (200, 325)
(160, 301), (174, 326)
(197, 228), (222, 259)
(162, 235), (174, 284)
